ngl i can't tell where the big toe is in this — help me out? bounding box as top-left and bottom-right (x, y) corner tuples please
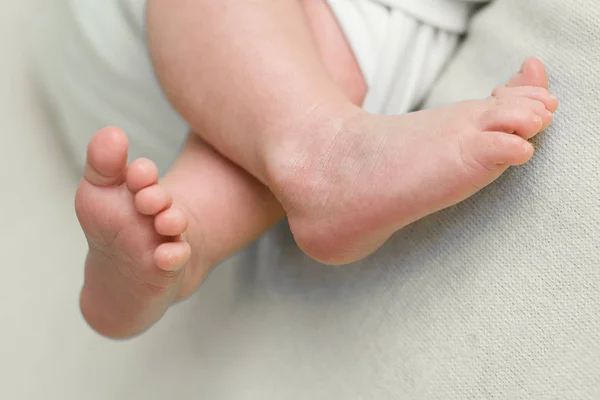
(468, 132), (535, 170)
(506, 57), (548, 89)
(84, 127), (129, 187)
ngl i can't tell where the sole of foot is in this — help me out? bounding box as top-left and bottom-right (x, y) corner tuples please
(75, 127), (191, 339)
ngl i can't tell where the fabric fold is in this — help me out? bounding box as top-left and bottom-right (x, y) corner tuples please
(328, 0), (489, 114)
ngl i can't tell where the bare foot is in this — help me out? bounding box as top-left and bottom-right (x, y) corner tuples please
(75, 127), (191, 338)
(268, 58), (558, 264)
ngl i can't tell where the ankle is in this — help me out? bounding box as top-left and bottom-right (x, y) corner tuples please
(261, 101), (364, 202)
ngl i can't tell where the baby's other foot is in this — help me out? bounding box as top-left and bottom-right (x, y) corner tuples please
(269, 58), (557, 265)
(75, 127), (191, 338)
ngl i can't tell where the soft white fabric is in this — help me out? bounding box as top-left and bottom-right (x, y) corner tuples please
(328, 0), (488, 114)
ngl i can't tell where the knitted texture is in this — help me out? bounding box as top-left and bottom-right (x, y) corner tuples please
(213, 0), (600, 398)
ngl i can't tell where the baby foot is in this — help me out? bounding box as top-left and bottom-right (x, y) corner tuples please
(269, 58), (558, 265)
(75, 127), (191, 338)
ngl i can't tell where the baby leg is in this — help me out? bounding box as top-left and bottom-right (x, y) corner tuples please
(75, 0), (365, 338)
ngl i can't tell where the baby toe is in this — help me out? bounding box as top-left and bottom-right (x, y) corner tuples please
(492, 86), (558, 113)
(464, 132), (534, 171)
(480, 102), (544, 139)
(135, 184), (173, 216)
(504, 57), (549, 89)
(154, 241), (191, 272)
(127, 158), (159, 193)
(155, 206), (188, 237)
(507, 97), (553, 130)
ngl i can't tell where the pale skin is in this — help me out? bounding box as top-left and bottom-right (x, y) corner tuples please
(75, 0), (558, 338)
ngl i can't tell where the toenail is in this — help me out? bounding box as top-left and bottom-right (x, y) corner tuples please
(534, 116), (543, 126)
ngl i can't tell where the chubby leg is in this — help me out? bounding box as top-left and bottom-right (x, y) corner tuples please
(161, 133), (285, 300)
(76, 0), (363, 338)
(301, 0), (367, 106)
